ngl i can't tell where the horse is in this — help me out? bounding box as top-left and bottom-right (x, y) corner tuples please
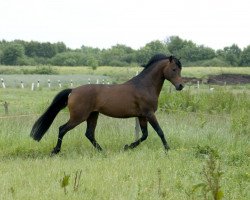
(30, 54), (184, 155)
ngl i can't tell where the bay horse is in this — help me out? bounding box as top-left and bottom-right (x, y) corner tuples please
(30, 54), (184, 155)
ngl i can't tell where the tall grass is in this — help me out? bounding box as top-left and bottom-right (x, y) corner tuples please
(0, 84), (249, 199)
(159, 88), (250, 114)
(0, 112), (249, 199)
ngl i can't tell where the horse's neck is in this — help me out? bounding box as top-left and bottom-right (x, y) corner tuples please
(129, 65), (165, 97)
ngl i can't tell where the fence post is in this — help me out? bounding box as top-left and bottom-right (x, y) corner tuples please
(1, 78), (6, 88)
(21, 81), (24, 89)
(48, 79), (51, 88)
(58, 80), (62, 88)
(31, 83), (34, 91)
(70, 80), (73, 87)
(4, 101), (9, 115)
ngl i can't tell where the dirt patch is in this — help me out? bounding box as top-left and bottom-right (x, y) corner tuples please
(183, 74), (250, 85)
(183, 77), (203, 84)
(207, 74), (250, 85)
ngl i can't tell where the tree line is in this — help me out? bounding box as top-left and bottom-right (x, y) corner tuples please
(0, 36), (250, 67)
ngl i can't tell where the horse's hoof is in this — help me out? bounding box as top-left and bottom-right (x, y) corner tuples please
(124, 144), (130, 151)
(96, 145), (103, 152)
(50, 152), (56, 157)
(50, 148), (60, 156)
(164, 145), (170, 151)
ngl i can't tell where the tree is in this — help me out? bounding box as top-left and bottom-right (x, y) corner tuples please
(81, 45), (101, 66)
(100, 44), (136, 66)
(24, 41), (57, 58)
(166, 36), (216, 64)
(197, 45), (216, 60)
(86, 55), (98, 69)
(2, 43), (25, 65)
(24, 41), (40, 57)
(179, 45), (215, 62)
(240, 45), (250, 66)
(55, 42), (67, 53)
(136, 40), (170, 64)
(217, 44), (242, 66)
(165, 36), (186, 55)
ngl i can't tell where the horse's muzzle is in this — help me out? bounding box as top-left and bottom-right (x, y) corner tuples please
(176, 84), (184, 91)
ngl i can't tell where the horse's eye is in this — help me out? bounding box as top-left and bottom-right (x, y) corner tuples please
(173, 69), (176, 72)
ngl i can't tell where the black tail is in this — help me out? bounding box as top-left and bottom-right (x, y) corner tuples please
(30, 89), (72, 141)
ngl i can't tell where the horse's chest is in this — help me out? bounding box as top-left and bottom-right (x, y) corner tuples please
(139, 97), (158, 112)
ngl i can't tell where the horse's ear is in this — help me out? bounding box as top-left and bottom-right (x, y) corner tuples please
(169, 55), (173, 62)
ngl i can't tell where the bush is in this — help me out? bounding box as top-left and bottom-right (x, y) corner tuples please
(50, 51), (101, 67)
(109, 60), (129, 67)
(185, 58), (229, 67)
(17, 56), (37, 66)
(22, 66), (58, 74)
(201, 58), (229, 67)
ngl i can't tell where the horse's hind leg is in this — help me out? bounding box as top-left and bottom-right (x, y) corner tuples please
(124, 117), (148, 150)
(51, 120), (78, 155)
(134, 117), (140, 141)
(85, 111), (103, 151)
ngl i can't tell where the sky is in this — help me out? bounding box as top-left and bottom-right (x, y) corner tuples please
(0, 0), (249, 50)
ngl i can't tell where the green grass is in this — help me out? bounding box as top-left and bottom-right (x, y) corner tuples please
(0, 87), (249, 199)
(182, 66), (250, 78)
(0, 66), (250, 199)
(1, 65), (250, 83)
(0, 112), (249, 199)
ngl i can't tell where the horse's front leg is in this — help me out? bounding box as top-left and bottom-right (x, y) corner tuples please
(147, 112), (170, 151)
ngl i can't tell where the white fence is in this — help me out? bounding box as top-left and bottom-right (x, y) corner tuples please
(1, 77), (111, 90)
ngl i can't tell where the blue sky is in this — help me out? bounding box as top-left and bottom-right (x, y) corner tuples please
(0, 0), (249, 49)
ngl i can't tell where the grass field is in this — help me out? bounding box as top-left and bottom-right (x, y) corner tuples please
(0, 66), (250, 199)
(1, 65), (250, 85)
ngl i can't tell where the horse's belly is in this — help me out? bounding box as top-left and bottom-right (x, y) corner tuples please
(99, 103), (137, 118)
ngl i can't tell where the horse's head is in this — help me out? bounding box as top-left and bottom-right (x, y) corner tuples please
(163, 56), (184, 91)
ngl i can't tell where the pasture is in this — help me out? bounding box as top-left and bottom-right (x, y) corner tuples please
(0, 66), (250, 199)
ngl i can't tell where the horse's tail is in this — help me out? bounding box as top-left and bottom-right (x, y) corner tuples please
(30, 88), (72, 141)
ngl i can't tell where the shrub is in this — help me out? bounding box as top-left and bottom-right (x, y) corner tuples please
(185, 58), (229, 67)
(22, 66), (58, 74)
(192, 149), (224, 200)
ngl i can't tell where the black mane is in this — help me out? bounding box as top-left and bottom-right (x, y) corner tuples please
(142, 54), (182, 69)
